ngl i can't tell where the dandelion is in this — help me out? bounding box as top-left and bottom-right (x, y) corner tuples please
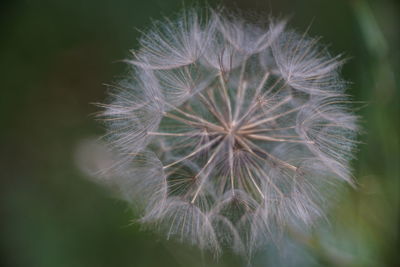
(93, 8), (359, 256)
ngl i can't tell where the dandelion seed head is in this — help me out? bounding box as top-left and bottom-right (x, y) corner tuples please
(93, 8), (359, 257)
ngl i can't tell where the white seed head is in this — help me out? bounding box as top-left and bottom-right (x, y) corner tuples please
(95, 8), (359, 257)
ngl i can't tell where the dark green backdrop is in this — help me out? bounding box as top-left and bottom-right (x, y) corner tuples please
(1, 0), (398, 266)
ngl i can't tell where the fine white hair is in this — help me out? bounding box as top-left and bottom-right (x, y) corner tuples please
(91, 8), (359, 257)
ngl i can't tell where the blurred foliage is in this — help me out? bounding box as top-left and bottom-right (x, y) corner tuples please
(0, 0), (398, 266)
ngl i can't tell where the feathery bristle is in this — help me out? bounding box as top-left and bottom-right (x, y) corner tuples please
(90, 8), (359, 257)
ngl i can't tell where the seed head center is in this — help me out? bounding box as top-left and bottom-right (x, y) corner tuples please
(227, 121), (237, 136)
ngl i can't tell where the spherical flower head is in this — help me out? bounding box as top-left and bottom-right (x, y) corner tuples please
(96, 8), (359, 257)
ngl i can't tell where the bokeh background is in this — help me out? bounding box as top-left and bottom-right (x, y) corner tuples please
(1, 0), (398, 266)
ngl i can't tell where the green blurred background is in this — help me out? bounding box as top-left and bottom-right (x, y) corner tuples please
(1, 0), (398, 266)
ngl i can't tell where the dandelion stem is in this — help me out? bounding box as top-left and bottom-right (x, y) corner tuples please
(228, 137), (235, 196)
(247, 134), (314, 144)
(237, 125), (297, 134)
(244, 165), (265, 199)
(163, 136), (223, 169)
(165, 112), (224, 132)
(233, 60), (248, 121)
(245, 96), (293, 125)
(245, 138), (298, 171)
(191, 138), (226, 203)
(218, 72), (233, 122)
(249, 158), (285, 197)
(162, 99), (225, 131)
(241, 105), (304, 130)
(198, 93), (229, 129)
(148, 131), (209, 137)
(255, 71), (271, 99)
(235, 77), (286, 129)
